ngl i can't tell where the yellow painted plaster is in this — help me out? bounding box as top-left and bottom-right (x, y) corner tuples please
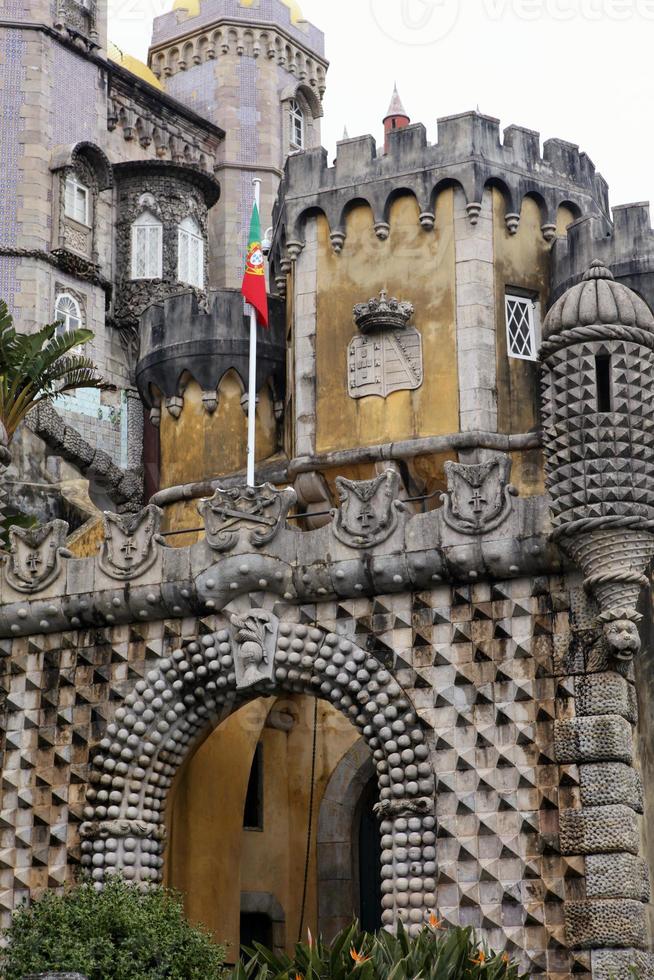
(158, 374), (277, 491)
(314, 191), (458, 456)
(165, 696), (360, 959)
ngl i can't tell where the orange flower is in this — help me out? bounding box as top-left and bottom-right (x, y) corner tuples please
(307, 928), (314, 950)
(471, 949), (487, 966)
(350, 946), (371, 966)
(502, 952), (510, 965)
(295, 974), (304, 980)
(429, 912), (444, 930)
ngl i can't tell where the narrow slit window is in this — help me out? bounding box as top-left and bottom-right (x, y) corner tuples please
(243, 742), (263, 830)
(595, 354), (612, 412)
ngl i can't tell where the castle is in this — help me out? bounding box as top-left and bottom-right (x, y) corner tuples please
(2, 1), (654, 976)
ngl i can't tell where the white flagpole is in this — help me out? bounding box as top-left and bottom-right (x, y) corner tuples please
(246, 177), (262, 488)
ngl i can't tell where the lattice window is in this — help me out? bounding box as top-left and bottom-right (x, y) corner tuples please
(289, 98), (305, 151)
(54, 293), (82, 334)
(177, 216), (204, 288)
(64, 174), (89, 226)
(131, 211), (163, 280)
(505, 293), (539, 361)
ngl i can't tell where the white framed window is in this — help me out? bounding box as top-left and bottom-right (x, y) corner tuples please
(505, 292), (540, 361)
(177, 216), (204, 288)
(64, 174), (89, 226)
(131, 210), (163, 280)
(289, 98), (305, 150)
(54, 293), (82, 334)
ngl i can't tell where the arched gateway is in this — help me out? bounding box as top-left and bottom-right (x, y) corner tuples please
(80, 605), (436, 935)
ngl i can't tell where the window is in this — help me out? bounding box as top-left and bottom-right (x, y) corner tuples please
(289, 98), (304, 150)
(54, 293), (82, 334)
(64, 174), (89, 226)
(177, 216), (204, 288)
(505, 292), (539, 361)
(243, 743), (263, 830)
(131, 210), (163, 280)
(595, 354), (613, 412)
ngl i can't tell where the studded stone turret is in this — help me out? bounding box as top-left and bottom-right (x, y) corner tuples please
(541, 260), (654, 628)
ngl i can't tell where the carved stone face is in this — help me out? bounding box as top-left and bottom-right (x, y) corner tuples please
(240, 639), (264, 671)
(603, 619), (641, 661)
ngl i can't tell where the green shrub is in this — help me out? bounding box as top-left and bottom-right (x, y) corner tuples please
(229, 919), (528, 979)
(0, 875), (226, 980)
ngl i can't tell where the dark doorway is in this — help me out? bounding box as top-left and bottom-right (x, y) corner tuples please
(240, 911), (273, 954)
(358, 778), (382, 933)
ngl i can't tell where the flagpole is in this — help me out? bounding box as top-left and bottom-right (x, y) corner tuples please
(246, 178), (261, 488)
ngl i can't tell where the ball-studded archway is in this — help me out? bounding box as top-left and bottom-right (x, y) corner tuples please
(79, 606), (437, 935)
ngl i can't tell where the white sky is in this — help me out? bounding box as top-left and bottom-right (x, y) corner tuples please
(108, 0), (654, 213)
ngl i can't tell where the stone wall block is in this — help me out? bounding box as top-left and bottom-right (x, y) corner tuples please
(579, 763), (643, 812)
(554, 716), (633, 765)
(564, 899), (648, 950)
(586, 853), (650, 901)
(559, 805), (640, 856)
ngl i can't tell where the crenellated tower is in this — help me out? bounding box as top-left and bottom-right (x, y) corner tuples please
(148, 0), (328, 289)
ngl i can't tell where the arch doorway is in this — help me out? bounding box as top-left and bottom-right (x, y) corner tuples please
(83, 616), (436, 960)
(164, 695), (378, 962)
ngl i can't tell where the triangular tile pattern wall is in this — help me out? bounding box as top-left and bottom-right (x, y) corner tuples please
(0, 577), (590, 978)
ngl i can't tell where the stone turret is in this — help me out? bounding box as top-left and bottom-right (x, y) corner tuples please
(147, 0), (328, 289)
(540, 260), (654, 655)
(383, 84), (410, 153)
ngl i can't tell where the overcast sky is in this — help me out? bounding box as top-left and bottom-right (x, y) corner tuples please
(108, 0), (654, 213)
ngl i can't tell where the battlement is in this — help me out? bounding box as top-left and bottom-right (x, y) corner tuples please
(551, 202), (654, 310)
(272, 112), (609, 262)
(136, 288), (286, 409)
(150, 0), (326, 57)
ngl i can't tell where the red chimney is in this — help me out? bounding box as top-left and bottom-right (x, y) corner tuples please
(383, 84), (410, 153)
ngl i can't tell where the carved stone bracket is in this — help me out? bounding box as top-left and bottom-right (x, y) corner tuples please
(4, 520), (70, 594)
(198, 484), (297, 552)
(441, 455), (517, 535)
(98, 505), (164, 581)
(333, 470), (406, 549)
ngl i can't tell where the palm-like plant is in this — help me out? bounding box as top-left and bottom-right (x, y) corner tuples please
(0, 299), (113, 547)
(0, 299), (111, 448)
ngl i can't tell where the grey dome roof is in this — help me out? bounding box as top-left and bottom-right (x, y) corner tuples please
(543, 260), (654, 339)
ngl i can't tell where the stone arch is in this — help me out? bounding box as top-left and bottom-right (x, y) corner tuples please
(80, 606), (437, 936)
(317, 738), (375, 939)
(240, 891), (286, 956)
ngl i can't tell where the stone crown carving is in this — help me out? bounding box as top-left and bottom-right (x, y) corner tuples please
(198, 483), (297, 552)
(353, 290), (414, 334)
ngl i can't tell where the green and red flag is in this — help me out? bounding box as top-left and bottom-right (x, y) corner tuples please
(241, 202), (269, 328)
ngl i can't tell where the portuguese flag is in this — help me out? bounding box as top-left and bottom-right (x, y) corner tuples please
(241, 202), (269, 328)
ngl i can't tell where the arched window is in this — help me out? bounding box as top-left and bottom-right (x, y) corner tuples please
(289, 98), (304, 151)
(177, 216), (204, 288)
(54, 293), (82, 334)
(64, 173), (89, 225)
(131, 210), (163, 280)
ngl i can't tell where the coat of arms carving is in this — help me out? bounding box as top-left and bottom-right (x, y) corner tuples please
(4, 520), (70, 593)
(348, 290), (423, 399)
(441, 455), (517, 535)
(333, 470), (406, 549)
(198, 484), (296, 552)
(230, 609), (279, 690)
(98, 505), (164, 581)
